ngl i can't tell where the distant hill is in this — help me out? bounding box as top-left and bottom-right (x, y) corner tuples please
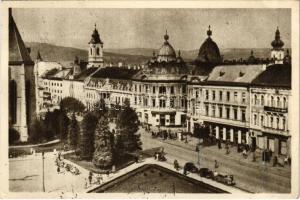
(26, 42), (286, 66)
(105, 48), (273, 61)
(25, 42), (151, 66)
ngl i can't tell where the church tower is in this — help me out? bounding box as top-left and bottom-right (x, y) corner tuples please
(9, 9), (36, 142)
(87, 24), (104, 68)
(271, 27), (285, 64)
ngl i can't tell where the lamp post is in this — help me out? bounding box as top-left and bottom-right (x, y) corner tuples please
(42, 151), (45, 192)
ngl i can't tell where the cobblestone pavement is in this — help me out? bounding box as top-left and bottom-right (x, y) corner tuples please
(139, 127), (291, 193)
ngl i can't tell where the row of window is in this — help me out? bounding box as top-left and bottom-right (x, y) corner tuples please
(204, 90), (246, 104)
(44, 81), (62, 87)
(204, 103), (246, 122)
(253, 113), (286, 130)
(253, 94), (287, 108)
(133, 85), (186, 94)
(134, 96), (187, 109)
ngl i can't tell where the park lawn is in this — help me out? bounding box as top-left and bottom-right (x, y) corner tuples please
(64, 153), (135, 174)
(64, 148), (157, 174)
(9, 141), (63, 158)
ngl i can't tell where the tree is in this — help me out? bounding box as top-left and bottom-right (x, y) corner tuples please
(93, 98), (107, 118)
(9, 128), (20, 145)
(29, 117), (46, 143)
(115, 99), (142, 155)
(79, 112), (98, 160)
(58, 110), (69, 144)
(68, 113), (80, 149)
(92, 116), (114, 169)
(60, 97), (85, 114)
(43, 110), (55, 140)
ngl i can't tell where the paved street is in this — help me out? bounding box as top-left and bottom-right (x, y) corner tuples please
(139, 127), (291, 193)
(9, 153), (88, 194)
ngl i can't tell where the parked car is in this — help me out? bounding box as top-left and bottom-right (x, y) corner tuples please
(184, 162), (199, 173)
(213, 172), (235, 186)
(199, 168), (214, 179)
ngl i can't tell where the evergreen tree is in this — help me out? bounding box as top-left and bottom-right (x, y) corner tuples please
(58, 110), (69, 144)
(60, 97), (85, 114)
(93, 98), (107, 118)
(29, 117), (46, 143)
(68, 113), (80, 149)
(92, 116), (114, 169)
(79, 112), (98, 160)
(116, 99), (142, 155)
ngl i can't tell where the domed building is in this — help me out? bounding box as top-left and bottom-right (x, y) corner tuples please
(195, 26), (222, 67)
(270, 27), (285, 64)
(131, 31), (188, 131)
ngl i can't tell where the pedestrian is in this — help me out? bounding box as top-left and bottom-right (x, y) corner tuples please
(214, 160), (219, 169)
(242, 149), (247, 159)
(88, 172), (93, 185)
(225, 143), (230, 155)
(96, 174), (102, 184)
(273, 156), (278, 167)
(174, 159), (179, 171)
(57, 166), (60, 173)
(106, 170), (110, 177)
(218, 140), (222, 149)
(84, 178), (88, 189)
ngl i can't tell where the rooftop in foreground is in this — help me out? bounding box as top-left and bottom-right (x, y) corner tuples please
(88, 164), (228, 193)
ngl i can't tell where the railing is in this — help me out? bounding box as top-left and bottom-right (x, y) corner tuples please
(264, 106), (288, 113)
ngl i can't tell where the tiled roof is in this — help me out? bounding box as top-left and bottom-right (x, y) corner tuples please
(74, 67), (99, 81)
(251, 64), (291, 88)
(206, 64), (266, 85)
(9, 11), (33, 65)
(91, 67), (139, 80)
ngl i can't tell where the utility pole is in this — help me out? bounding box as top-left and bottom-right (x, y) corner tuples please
(42, 151), (45, 192)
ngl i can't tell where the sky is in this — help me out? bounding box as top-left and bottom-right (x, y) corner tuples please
(12, 8), (291, 50)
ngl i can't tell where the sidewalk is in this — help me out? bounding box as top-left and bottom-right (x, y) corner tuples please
(139, 128), (291, 178)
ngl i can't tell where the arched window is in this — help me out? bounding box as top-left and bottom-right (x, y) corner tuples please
(260, 115), (264, 126)
(254, 94), (258, 105)
(277, 97), (281, 107)
(9, 80), (17, 124)
(282, 118), (286, 130)
(283, 97), (287, 108)
(276, 117), (280, 129)
(271, 96), (274, 107)
(270, 116), (274, 128)
(96, 47), (100, 55)
(261, 95), (265, 106)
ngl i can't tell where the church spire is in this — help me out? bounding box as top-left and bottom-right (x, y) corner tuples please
(271, 26), (284, 49)
(207, 25), (212, 37)
(164, 29), (169, 42)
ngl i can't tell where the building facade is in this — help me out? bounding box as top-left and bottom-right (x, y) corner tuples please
(36, 25), (292, 157)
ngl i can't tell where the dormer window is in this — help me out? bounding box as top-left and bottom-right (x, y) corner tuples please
(219, 71), (225, 76)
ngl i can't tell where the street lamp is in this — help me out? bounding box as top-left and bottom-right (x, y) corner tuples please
(42, 151), (45, 192)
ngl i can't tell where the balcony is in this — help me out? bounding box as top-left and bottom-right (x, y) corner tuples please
(264, 106), (288, 113)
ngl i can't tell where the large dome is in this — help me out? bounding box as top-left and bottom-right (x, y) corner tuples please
(195, 26), (222, 65)
(157, 31), (177, 63)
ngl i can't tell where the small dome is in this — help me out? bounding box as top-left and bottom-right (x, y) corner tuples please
(271, 27), (284, 49)
(247, 50), (256, 64)
(195, 26), (222, 65)
(157, 30), (177, 63)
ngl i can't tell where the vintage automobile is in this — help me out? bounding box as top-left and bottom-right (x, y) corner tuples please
(213, 172), (235, 186)
(183, 162), (199, 174)
(199, 168), (214, 179)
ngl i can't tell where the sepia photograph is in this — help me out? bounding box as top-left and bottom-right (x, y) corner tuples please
(2, 2), (299, 198)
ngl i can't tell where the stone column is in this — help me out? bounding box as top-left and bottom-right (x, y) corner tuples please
(216, 126), (219, 139)
(238, 130), (242, 144)
(222, 127), (226, 141)
(230, 129), (234, 142)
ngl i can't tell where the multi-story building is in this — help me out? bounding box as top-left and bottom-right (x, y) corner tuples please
(36, 25), (292, 158)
